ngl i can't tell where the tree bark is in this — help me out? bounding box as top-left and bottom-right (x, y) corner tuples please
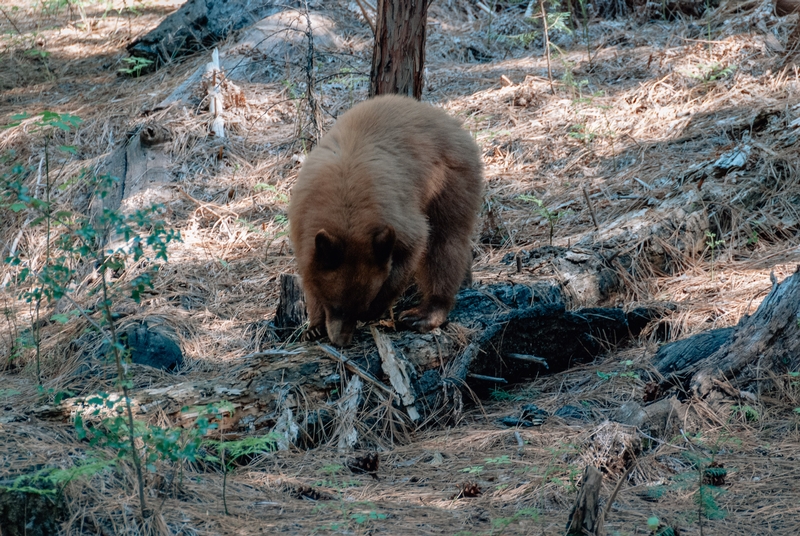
(369, 0), (429, 99)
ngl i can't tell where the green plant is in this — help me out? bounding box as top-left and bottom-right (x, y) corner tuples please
(1, 459), (117, 496)
(597, 360), (640, 381)
(3, 111), (82, 381)
(790, 371), (800, 386)
(538, 442), (581, 493)
(491, 506), (539, 532)
(350, 510), (388, 524)
(704, 230), (725, 281)
(329, 67), (368, 107)
(518, 194), (568, 246)
(204, 422), (280, 515)
(314, 501), (388, 532)
(3, 111), (181, 518)
(577, 0), (592, 65)
(731, 404), (759, 423)
(315, 464), (360, 490)
(500, 31), (539, 48)
(645, 444), (728, 532)
(119, 56), (154, 77)
(489, 387), (526, 401)
(683, 63), (736, 86)
(569, 122), (597, 144)
(461, 464), (484, 475)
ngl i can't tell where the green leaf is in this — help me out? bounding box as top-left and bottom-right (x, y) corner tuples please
(59, 145), (77, 154)
(51, 313), (71, 324)
(4, 112), (29, 128)
(10, 202), (26, 212)
(648, 516), (660, 531)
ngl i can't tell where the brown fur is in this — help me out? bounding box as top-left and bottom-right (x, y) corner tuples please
(288, 95), (484, 346)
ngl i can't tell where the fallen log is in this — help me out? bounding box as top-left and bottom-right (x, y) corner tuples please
(126, 0), (288, 70)
(33, 279), (665, 446)
(451, 303), (663, 395)
(653, 267), (800, 397)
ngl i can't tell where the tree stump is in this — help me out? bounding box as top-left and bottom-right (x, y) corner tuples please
(653, 267), (800, 397)
(274, 273), (308, 335)
(565, 466), (603, 536)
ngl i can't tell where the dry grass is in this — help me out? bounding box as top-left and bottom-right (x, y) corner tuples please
(2, 0), (800, 534)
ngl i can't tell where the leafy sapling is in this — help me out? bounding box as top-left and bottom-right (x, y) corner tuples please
(3, 111), (181, 519)
(518, 194), (569, 246)
(119, 56), (154, 77)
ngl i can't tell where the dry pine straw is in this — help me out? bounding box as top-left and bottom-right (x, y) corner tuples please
(2, 0), (800, 534)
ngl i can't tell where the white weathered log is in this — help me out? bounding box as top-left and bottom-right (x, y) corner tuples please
(371, 326), (419, 421)
(335, 375), (363, 451)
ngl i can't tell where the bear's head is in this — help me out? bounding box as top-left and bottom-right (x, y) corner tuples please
(306, 225), (395, 346)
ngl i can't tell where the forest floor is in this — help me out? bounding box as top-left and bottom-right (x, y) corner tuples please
(2, 0), (800, 534)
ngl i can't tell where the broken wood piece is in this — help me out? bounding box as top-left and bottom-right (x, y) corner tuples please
(335, 375), (362, 451)
(371, 327), (420, 421)
(500, 75), (513, 87)
(127, 0), (283, 67)
(206, 48), (225, 138)
(582, 185), (599, 230)
(565, 466), (603, 536)
(653, 267), (800, 397)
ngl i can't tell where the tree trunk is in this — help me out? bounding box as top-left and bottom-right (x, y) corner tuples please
(369, 0), (429, 99)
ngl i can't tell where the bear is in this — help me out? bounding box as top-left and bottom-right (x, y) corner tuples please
(288, 94), (484, 347)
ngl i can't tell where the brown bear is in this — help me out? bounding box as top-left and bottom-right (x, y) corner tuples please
(288, 94), (484, 346)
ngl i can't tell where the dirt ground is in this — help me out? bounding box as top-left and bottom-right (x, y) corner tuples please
(2, 0), (800, 534)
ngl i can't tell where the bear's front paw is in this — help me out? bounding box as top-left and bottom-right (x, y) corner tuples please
(398, 307), (448, 333)
(303, 324), (327, 342)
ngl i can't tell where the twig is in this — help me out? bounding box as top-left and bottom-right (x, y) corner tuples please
(582, 185), (599, 230)
(353, 0), (376, 34)
(467, 373), (508, 383)
(596, 459), (638, 536)
(507, 353), (549, 368)
(303, 1), (323, 147)
(239, 348), (307, 360)
(540, 0), (554, 94)
(0, 6), (22, 35)
(318, 343), (394, 395)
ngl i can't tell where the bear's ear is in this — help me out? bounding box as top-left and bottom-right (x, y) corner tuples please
(372, 225), (396, 265)
(314, 229), (344, 270)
